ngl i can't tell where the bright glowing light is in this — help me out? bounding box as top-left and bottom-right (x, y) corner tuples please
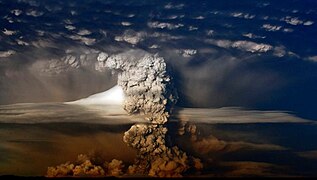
(66, 85), (124, 105)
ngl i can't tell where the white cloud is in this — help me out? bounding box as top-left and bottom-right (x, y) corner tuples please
(151, 32), (183, 41)
(262, 24), (282, 31)
(262, 16), (269, 20)
(64, 19), (74, 25)
(26, 10), (44, 17)
(280, 16), (313, 26)
(303, 21), (314, 26)
(164, 3), (185, 10)
(193, 16), (205, 20)
(70, 10), (77, 16)
(0, 102), (144, 124)
(232, 41), (272, 53)
(205, 39), (272, 53)
(3, 15), (14, 23)
(65, 25), (76, 31)
(242, 33), (266, 39)
(283, 28), (294, 33)
(205, 39), (232, 48)
(2, 28), (17, 35)
(292, 9), (299, 13)
(114, 30), (146, 45)
(206, 30), (215, 36)
(67, 85), (124, 105)
(63, 55), (79, 68)
(121, 22), (132, 26)
(148, 21), (184, 30)
(179, 49), (197, 57)
(16, 39), (30, 46)
(231, 12), (255, 19)
(282, 16), (303, 25)
(273, 46), (287, 57)
(149, 44), (160, 49)
(68, 35), (96, 45)
(11, 9), (22, 16)
(97, 52), (109, 62)
(127, 14), (135, 18)
(189, 26), (198, 31)
(165, 15), (178, 20)
(0, 50), (16, 58)
(36, 30), (45, 36)
(257, 2), (270, 8)
(77, 29), (92, 36)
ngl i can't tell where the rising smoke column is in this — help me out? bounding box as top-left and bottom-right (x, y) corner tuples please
(97, 49), (178, 124)
(97, 50), (202, 177)
(123, 124), (203, 177)
(47, 50), (202, 177)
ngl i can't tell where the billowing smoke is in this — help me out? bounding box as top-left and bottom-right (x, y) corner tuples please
(96, 49), (178, 124)
(123, 124), (203, 177)
(47, 154), (125, 177)
(46, 49), (203, 177)
(46, 124), (203, 178)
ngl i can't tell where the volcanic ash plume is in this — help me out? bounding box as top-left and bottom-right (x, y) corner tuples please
(97, 50), (178, 124)
(47, 154), (125, 177)
(123, 124), (203, 177)
(46, 50), (202, 178)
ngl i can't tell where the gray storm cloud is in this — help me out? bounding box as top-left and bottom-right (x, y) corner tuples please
(96, 49), (178, 124)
